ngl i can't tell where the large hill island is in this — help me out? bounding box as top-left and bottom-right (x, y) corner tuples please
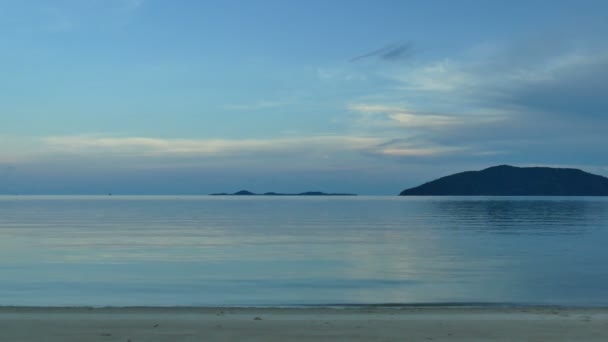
(400, 165), (608, 196)
(211, 190), (357, 196)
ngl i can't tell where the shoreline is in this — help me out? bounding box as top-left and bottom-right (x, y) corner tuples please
(2, 301), (608, 309)
(2, 306), (608, 341)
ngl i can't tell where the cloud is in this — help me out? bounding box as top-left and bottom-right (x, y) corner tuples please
(346, 36), (608, 169)
(397, 59), (474, 92)
(41, 135), (384, 158)
(351, 42), (413, 62)
(490, 52), (608, 119)
(1, 132), (478, 174)
(374, 144), (465, 157)
(349, 104), (461, 128)
(393, 43), (608, 117)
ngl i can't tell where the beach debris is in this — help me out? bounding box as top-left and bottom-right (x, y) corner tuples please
(254, 316), (263, 320)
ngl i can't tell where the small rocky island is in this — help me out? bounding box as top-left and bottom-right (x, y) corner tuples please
(400, 165), (608, 196)
(211, 190), (357, 196)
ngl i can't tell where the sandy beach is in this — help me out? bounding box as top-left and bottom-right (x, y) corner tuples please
(1, 306), (607, 341)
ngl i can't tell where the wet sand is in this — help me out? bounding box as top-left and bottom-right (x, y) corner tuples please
(1, 306), (607, 341)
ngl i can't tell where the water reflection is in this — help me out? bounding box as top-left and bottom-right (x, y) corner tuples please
(433, 198), (606, 235)
(1, 196), (608, 306)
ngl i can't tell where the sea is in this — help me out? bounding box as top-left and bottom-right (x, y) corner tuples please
(1, 195), (607, 307)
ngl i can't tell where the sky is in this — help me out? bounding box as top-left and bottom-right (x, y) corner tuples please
(1, 0), (608, 195)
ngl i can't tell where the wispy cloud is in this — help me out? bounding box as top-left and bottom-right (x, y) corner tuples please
(41, 135), (384, 157)
(351, 42), (413, 62)
(349, 103), (461, 128)
(362, 40), (608, 167)
(398, 59), (474, 92)
(1, 132), (477, 170)
(375, 144), (465, 157)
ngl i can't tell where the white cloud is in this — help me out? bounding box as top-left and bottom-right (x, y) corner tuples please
(399, 59), (474, 92)
(388, 44), (608, 102)
(0, 132), (476, 169)
(349, 103), (461, 128)
(41, 134), (384, 157)
(388, 113), (459, 127)
(348, 104), (404, 114)
(377, 146), (463, 157)
(341, 40), (608, 167)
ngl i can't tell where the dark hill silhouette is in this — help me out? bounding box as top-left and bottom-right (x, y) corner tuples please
(400, 165), (608, 196)
(233, 190), (256, 196)
(210, 190), (356, 196)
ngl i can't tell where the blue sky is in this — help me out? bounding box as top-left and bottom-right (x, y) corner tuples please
(1, 0), (608, 194)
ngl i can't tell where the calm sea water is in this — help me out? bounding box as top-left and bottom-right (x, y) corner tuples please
(1, 195), (607, 307)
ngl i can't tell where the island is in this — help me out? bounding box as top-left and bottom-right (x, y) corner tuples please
(399, 165), (608, 196)
(210, 190), (357, 196)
